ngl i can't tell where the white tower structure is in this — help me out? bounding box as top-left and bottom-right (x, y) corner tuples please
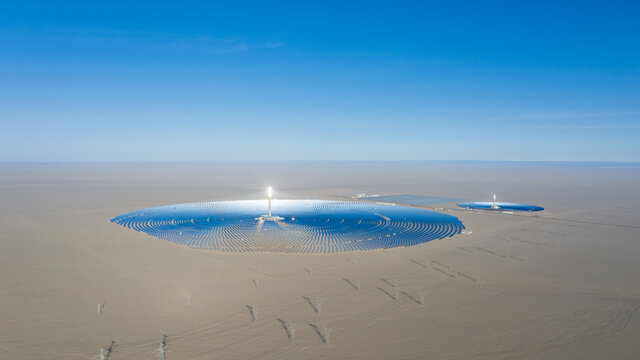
(268, 186), (273, 217)
(256, 186), (284, 221)
(491, 194), (498, 209)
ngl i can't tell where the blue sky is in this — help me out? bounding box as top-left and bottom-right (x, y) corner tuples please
(1, 1), (639, 162)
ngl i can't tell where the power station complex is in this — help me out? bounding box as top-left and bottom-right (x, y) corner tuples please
(111, 188), (465, 253)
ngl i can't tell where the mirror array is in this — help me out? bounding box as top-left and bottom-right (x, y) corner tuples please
(111, 200), (465, 253)
(457, 202), (544, 212)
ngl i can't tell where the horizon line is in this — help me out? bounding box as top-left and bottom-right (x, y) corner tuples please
(2, 160), (640, 166)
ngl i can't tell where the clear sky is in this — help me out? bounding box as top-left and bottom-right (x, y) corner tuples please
(1, 1), (639, 162)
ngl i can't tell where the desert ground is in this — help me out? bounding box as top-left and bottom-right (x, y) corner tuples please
(0, 162), (639, 359)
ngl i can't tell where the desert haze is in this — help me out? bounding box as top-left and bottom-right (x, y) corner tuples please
(1, 162), (639, 359)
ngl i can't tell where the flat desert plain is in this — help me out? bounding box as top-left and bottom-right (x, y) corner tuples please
(1, 162), (639, 359)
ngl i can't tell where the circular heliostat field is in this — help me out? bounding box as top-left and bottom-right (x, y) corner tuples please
(457, 202), (544, 212)
(111, 200), (465, 253)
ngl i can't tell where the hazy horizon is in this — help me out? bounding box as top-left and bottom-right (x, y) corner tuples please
(3, 160), (640, 165)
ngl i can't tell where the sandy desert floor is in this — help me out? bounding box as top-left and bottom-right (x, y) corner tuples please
(1, 162), (639, 359)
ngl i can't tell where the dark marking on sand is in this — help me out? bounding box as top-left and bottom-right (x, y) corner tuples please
(431, 267), (455, 278)
(456, 246), (474, 253)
